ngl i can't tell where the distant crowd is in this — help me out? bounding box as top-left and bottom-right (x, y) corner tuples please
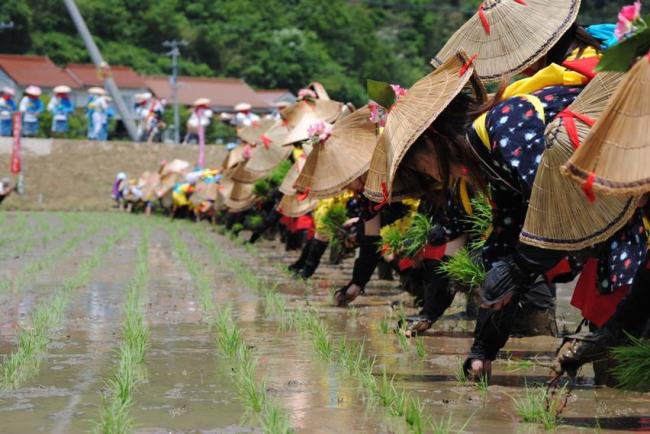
(0, 84), (289, 143)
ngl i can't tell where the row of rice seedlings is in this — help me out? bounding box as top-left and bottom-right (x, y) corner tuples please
(0, 213), (83, 261)
(0, 212), (30, 246)
(214, 306), (292, 433)
(204, 225), (436, 433)
(512, 384), (567, 431)
(0, 216), (105, 294)
(166, 224), (215, 316)
(96, 226), (151, 434)
(0, 222), (129, 389)
(166, 223), (291, 433)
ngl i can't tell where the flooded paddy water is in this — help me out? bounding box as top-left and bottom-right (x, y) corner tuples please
(0, 211), (649, 433)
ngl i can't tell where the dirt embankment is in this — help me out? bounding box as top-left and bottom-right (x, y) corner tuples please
(0, 138), (227, 211)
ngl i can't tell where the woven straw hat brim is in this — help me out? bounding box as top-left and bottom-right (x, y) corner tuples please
(562, 59), (650, 195)
(434, 0), (581, 82)
(160, 159), (191, 177)
(295, 105), (377, 199)
(237, 118), (277, 144)
(137, 171), (161, 200)
(221, 146), (246, 170)
(280, 100), (342, 146)
(232, 125), (292, 183)
(278, 194), (318, 218)
(190, 182), (218, 206)
(367, 51), (478, 201)
(214, 178), (235, 210)
(225, 181), (256, 212)
(521, 71), (638, 251)
(279, 154), (308, 195)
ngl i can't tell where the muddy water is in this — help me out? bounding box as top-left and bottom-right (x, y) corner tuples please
(1, 213), (649, 433)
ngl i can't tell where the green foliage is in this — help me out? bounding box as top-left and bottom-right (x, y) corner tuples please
(464, 193), (492, 249)
(367, 79), (395, 108)
(597, 24), (650, 72)
(379, 225), (403, 255)
(438, 248), (486, 289)
(269, 159), (292, 186)
(513, 384), (566, 430)
(245, 214), (264, 230)
(320, 202), (347, 249)
(402, 213), (433, 258)
(612, 334), (650, 391)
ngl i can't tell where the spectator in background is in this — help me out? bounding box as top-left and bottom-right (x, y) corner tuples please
(184, 98), (213, 144)
(266, 101), (290, 121)
(0, 177), (14, 205)
(88, 88), (110, 141)
(134, 92), (165, 142)
(19, 85), (43, 137)
(98, 96), (115, 141)
(0, 87), (16, 137)
(231, 102), (259, 128)
(86, 87), (106, 140)
(47, 85), (74, 135)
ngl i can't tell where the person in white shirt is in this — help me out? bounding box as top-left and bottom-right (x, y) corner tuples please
(231, 102), (259, 128)
(19, 85), (43, 137)
(0, 87), (17, 137)
(183, 98), (213, 144)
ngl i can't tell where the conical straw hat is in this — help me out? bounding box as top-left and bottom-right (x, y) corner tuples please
(137, 171), (161, 201)
(278, 194), (318, 218)
(280, 99), (342, 146)
(294, 105), (377, 199)
(214, 177), (234, 211)
(231, 122), (292, 183)
(160, 159), (190, 177)
(562, 58), (650, 195)
(279, 153), (308, 195)
(221, 145), (246, 170)
(434, 0), (581, 82)
(237, 118), (277, 144)
(190, 181), (219, 207)
(520, 71), (639, 251)
(366, 50), (482, 202)
(225, 181), (256, 212)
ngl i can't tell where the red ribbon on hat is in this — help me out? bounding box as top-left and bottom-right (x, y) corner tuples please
(582, 172), (597, 203)
(514, 0), (526, 5)
(296, 187), (311, 202)
(557, 109), (595, 150)
(459, 53), (478, 77)
(260, 134), (272, 149)
(373, 182), (389, 211)
(478, 5), (490, 35)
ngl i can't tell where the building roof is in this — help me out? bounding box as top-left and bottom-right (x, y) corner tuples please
(256, 89), (296, 105)
(0, 54), (79, 88)
(144, 75), (272, 111)
(65, 64), (147, 89)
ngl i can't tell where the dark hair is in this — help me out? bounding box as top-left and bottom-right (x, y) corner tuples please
(402, 90), (488, 196)
(546, 23), (603, 66)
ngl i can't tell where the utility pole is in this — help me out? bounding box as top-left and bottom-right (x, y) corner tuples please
(62, 0), (139, 141)
(163, 40), (187, 144)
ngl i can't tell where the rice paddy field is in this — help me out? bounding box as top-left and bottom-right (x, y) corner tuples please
(1, 211), (649, 434)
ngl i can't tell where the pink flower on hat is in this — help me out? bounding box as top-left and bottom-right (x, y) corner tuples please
(615, 1), (644, 40)
(368, 101), (386, 127)
(390, 84), (407, 100)
(307, 121), (332, 144)
(298, 89), (317, 100)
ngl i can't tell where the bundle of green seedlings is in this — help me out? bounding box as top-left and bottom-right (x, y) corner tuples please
(612, 334), (650, 391)
(193, 220), (454, 433)
(439, 194), (491, 289)
(513, 383), (567, 431)
(379, 225), (404, 256)
(401, 213), (433, 258)
(320, 202), (348, 254)
(0, 217), (105, 293)
(245, 214), (264, 231)
(97, 227), (151, 434)
(168, 222), (292, 433)
(1, 222), (129, 389)
(253, 159), (292, 198)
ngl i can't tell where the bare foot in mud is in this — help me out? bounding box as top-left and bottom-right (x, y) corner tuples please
(334, 283), (362, 307)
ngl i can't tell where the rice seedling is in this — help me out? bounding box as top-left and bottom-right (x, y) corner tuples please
(348, 306), (359, 318)
(397, 327), (411, 352)
(261, 403), (292, 434)
(402, 213), (434, 258)
(475, 373), (489, 394)
(320, 202), (347, 253)
(611, 334), (650, 390)
(379, 225), (403, 256)
(430, 413), (473, 434)
(96, 227), (151, 433)
(1, 223), (128, 390)
(513, 384), (566, 430)
(379, 316), (390, 334)
(464, 194), (493, 245)
(404, 395), (428, 434)
(438, 248), (486, 289)
(415, 337), (427, 360)
(455, 364), (469, 385)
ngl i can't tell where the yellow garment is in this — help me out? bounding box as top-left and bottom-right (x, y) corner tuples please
(314, 191), (354, 235)
(172, 183), (192, 207)
(379, 198), (420, 241)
